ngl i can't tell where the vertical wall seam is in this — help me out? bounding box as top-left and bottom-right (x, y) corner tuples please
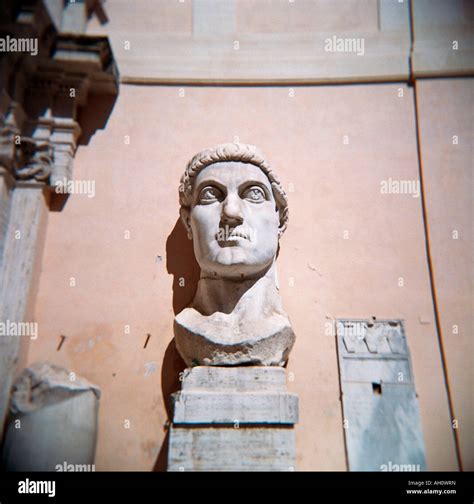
(408, 0), (464, 472)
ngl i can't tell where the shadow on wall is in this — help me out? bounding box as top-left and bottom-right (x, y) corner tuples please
(166, 218), (200, 315)
(77, 94), (118, 147)
(153, 339), (185, 472)
(154, 218), (200, 471)
(50, 93), (118, 212)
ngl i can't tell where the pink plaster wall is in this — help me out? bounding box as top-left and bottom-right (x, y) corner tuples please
(416, 78), (473, 470)
(26, 82), (464, 470)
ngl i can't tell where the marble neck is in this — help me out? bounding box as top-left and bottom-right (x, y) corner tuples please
(192, 262), (283, 316)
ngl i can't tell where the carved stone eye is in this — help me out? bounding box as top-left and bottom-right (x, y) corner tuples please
(243, 186), (266, 203)
(244, 186), (266, 202)
(199, 186), (222, 202)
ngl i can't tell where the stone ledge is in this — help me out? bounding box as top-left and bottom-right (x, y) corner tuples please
(107, 32), (410, 84)
(172, 390), (299, 425)
(180, 365), (288, 392)
(172, 366), (298, 424)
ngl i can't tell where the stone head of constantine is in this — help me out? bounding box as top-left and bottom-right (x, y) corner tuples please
(175, 143), (295, 366)
(178, 143), (289, 280)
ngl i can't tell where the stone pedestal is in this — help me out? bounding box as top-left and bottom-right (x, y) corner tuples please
(167, 366), (298, 471)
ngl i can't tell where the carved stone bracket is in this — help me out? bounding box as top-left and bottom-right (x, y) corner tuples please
(14, 136), (53, 182)
(0, 111), (80, 187)
(0, 0), (118, 192)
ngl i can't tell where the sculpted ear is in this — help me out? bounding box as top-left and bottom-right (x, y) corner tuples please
(179, 207), (193, 240)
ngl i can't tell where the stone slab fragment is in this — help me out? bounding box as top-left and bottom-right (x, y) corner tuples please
(168, 426), (295, 471)
(1, 363), (100, 471)
(343, 382), (427, 471)
(2, 392), (98, 471)
(336, 319), (427, 471)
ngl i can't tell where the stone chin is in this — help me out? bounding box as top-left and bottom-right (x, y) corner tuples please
(199, 252), (274, 279)
(195, 235), (278, 279)
(208, 247), (253, 265)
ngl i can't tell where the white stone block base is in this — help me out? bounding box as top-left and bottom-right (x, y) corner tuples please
(167, 366), (298, 471)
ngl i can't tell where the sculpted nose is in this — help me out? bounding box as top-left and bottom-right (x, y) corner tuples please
(221, 194), (244, 225)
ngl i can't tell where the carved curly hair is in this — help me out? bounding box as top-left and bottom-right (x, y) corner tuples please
(179, 143), (289, 236)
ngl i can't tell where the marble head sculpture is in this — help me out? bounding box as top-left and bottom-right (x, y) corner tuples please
(175, 142), (295, 366)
